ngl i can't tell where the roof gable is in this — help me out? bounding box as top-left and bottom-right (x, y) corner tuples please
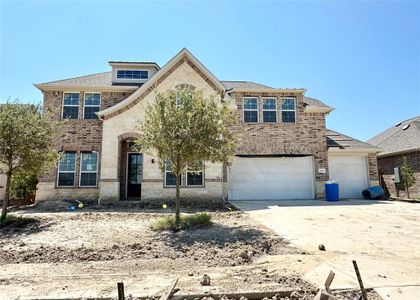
(97, 48), (226, 119)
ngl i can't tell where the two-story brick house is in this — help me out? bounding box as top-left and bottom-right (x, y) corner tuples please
(32, 48), (380, 202)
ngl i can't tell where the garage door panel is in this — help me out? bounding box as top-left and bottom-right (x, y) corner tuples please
(328, 155), (368, 199)
(228, 156), (314, 200)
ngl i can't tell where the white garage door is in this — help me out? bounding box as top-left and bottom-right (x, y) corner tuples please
(328, 155), (368, 199)
(228, 156), (315, 200)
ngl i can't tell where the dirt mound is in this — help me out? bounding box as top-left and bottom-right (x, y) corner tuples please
(0, 211), (302, 266)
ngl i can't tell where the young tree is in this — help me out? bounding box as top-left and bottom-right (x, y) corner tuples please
(134, 88), (237, 227)
(0, 101), (59, 226)
(400, 156), (415, 198)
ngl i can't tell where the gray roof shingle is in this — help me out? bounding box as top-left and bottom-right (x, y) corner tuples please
(36, 71), (118, 88)
(327, 129), (379, 150)
(36, 74), (331, 109)
(221, 80), (273, 90)
(367, 116), (420, 155)
(303, 96), (330, 108)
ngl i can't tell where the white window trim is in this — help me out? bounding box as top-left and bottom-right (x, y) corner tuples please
(164, 161), (177, 187)
(262, 97), (277, 123)
(62, 92), (80, 119)
(116, 69), (149, 80)
(79, 152), (98, 187)
(280, 97), (297, 123)
(57, 152), (77, 187)
(83, 92), (101, 119)
(243, 97), (259, 123)
(185, 169), (204, 187)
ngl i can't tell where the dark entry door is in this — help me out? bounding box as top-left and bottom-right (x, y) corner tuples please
(127, 153), (142, 199)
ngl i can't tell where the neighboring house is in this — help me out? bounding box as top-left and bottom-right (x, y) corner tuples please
(368, 116), (420, 198)
(34, 48), (379, 202)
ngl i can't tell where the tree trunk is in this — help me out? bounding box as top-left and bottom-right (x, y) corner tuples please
(175, 173), (181, 227)
(0, 172), (11, 226)
(405, 183), (410, 199)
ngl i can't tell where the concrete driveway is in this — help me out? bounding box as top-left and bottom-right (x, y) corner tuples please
(232, 199), (420, 300)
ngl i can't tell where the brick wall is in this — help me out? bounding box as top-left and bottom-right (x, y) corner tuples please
(377, 151), (420, 198)
(368, 153), (379, 181)
(39, 91), (133, 187)
(231, 91), (329, 182)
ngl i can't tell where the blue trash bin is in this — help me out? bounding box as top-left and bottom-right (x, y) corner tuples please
(362, 186), (384, 199)
(325, 182), (339, 201)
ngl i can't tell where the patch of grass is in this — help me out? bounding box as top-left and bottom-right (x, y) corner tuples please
(151, 212), (212, 231)
(0, 214), (38, 229)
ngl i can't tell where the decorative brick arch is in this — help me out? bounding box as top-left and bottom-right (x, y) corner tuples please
(117, 132), (142, 200)
(118, 132), (140, 142)
(175, 83), (196, 91)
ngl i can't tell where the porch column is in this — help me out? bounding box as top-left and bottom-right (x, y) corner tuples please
(99, 122), (120, 200)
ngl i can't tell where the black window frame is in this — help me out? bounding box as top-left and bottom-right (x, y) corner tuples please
(116, 69), (149, 80)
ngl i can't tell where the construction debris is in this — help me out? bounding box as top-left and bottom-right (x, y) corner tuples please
(201, 274), (211, 286)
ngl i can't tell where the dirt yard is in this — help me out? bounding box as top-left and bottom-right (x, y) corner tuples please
(0, 202), (379, 299)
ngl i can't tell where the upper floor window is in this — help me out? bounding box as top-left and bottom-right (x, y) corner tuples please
(243, 97), (258, 123)
(84, 93), (101, 119)
(57, 152), (77, 187)
(116, 69), (148, 80)
(262, 98), (277, 123)
(80, 152), (98, 187)
(62, 93), (79, 119)
(281, 98), (296, 123)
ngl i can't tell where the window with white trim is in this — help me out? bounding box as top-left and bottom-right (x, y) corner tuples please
(80, 152), (98, 187)
(186, 162), (204, 186)
(281, 98), (296, 123)
(164, 161), (177, 187)
(262, 97), (277, 123)
(116, 69), (148, 80)
(243, 97), (258, 123)
(57, 152), (77, 186)
(62, 93), (79, 119)
(84, 93), (101, 119)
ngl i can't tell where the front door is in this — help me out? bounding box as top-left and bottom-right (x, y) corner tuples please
(127, 153), (142, 199)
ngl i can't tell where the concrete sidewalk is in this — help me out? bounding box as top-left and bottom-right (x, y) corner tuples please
(232, 199), (420, 300)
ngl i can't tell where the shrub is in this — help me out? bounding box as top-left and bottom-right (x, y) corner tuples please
(0, 214), (38, 229)
(151, 212), (212, 231)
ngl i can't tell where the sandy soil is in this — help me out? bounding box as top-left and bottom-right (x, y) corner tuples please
(0, 203), (380, 299)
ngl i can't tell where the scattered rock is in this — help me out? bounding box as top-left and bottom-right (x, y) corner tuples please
(200, 274), (211, 286)
(318, 244), (326, 251)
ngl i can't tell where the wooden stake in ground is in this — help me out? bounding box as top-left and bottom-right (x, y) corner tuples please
(352, 260), (368, 300)
(159, 279), (179, 300)
(324, 271), (335, 294)
(117, 282), (125, 300)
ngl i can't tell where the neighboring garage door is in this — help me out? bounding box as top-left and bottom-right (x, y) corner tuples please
(228, 156), (315, 200)
(328, 155), (368, 199)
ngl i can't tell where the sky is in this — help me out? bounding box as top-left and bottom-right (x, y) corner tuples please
(1, 0), (419, 141)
